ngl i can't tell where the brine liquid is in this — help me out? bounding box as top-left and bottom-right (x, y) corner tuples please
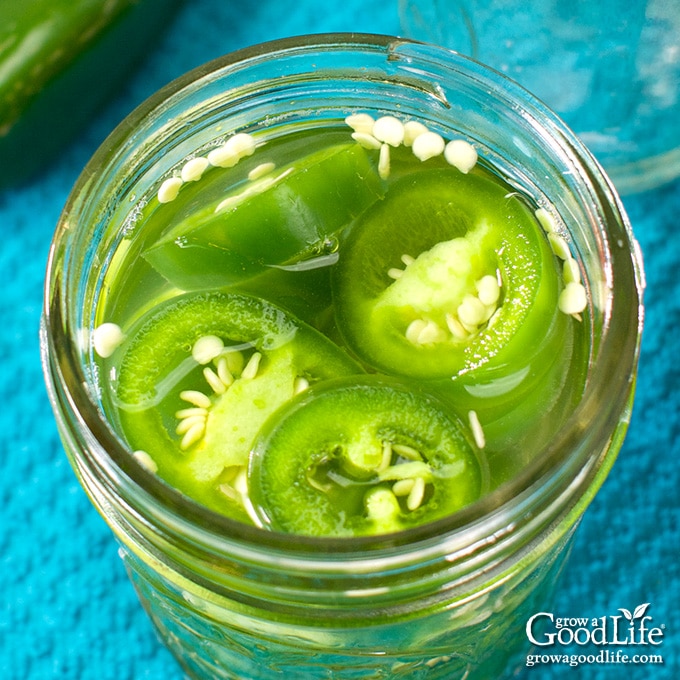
(94, 117), (589, 531)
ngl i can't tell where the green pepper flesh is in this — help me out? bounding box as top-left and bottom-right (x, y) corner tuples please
(249, 377), (485, 537)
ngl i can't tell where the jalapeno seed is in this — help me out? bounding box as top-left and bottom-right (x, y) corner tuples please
(412, 131), (446, 161)
(93, 322), (126, 358)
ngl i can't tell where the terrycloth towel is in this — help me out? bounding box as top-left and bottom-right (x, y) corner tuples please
(0, 0), (677, 678)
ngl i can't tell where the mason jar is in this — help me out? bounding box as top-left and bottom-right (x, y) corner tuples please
(41, 34), (644, 680)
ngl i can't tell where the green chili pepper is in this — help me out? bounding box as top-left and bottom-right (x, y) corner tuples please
(111, 291), (363, 519)
(143, 142), (385, 289)
(332, 166), (564, 383)
(248, 377), (485, 537)
(0, 0), (184, 187)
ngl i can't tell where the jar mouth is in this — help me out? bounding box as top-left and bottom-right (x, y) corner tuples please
(42, 33), (644, 556)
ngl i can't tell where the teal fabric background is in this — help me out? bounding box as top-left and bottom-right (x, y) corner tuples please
(0, 0), (677, 678)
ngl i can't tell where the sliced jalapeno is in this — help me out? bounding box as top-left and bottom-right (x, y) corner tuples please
(143, 142), (384, 289)
(248, 377), (485, 537)
(333, 167), (566, 385)
(110, 292), (362, 519)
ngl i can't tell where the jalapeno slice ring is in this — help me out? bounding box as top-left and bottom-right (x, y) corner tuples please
(333, 167), (565, 383)
(248, 377), (486, 537)
(110, 292), (363, 520)
(143, 142), (384, 289)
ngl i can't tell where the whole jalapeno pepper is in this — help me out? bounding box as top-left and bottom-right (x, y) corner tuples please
(0, 0), (184, 187)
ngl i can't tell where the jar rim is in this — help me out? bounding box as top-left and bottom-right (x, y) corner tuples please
(42, 32), (644, 557)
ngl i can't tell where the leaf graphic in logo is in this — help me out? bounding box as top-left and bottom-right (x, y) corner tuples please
(618, 608), (633, 621)
(633, 603), (650, 619)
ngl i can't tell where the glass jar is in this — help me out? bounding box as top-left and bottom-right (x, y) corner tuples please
(41, 34), (644, 680)
(399, 0), (680, 194)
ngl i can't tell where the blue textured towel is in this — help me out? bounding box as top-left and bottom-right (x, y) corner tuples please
(0, 1), (677, 678)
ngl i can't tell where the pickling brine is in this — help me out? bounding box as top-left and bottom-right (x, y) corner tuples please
(93, 114), (590, 537)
